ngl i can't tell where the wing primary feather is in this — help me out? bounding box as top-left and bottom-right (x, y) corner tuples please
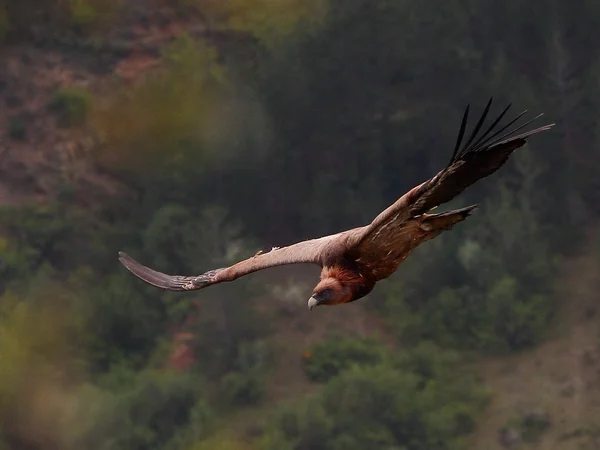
(483, 112), (545, 149)
(118, 252), (203, 291)
(492, 122), (555, 146)
(449, 104), (470, 165)
(469, 109), (529, 151)
(465, 102), (512, 153)
(457, 97), (493, 159)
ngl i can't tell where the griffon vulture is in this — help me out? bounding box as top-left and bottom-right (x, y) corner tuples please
(119, 98), (554, 311)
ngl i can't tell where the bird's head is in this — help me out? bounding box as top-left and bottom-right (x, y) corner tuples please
(308, 277), (351, 311)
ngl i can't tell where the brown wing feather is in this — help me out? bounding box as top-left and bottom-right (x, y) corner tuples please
(119, 233), (344, 292)
(352, 219), (428, 280)
(350, 99), (554, 269)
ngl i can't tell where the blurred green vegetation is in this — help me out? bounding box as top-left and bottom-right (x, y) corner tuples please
(67, 0), (122, 30)
(92, 35), (226, 187)
(0, 0), (121, 41)
(178, 0), (328, 47)
(7, 115), (25, 140)
(49, 87), (93, 128)
(263, 341), (487, 450)
(0, 0), (598, 448)
(303, 336), (388, 382)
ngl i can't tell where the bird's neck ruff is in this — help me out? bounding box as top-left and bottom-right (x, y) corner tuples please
(321, 265), (364, 284)
(320, 265), (375, 302)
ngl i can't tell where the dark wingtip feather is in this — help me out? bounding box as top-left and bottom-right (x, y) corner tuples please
(458, 97), (493, 160)
(469, 102), (512, 152)
(484, 112), (546, 149)
(118, 251), (135, 267)
(493, 122), (555, 146)
(449, 99), (553, 166)
(119, 252), (145, 275)
(118, 251), (181, 290)
(450, 104), (470, 165)
(118, 251), (216, 292)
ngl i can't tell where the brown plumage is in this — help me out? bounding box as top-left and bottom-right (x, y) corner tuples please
(118, 98), (554, 311)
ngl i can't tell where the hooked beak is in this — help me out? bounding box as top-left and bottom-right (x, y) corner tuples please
(308, 295), (319, 311)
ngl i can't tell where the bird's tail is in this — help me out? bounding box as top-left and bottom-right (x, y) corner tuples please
(421, 204), (478, 232)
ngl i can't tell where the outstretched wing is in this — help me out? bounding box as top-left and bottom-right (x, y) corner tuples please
(119, 233), (343, 292)
(350, 98), (554, 267)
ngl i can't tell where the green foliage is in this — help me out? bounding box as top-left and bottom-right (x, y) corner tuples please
(502, 410), (551, 444)
(0, 235), (33, 289)
(220, 370), (265, 407)
(0, 202), (124, 289)
(7, 115), (25, 140)
(0, 204), (75, 287)
(184, 433), (249, 450)
(69, 0), (99, 26)
(219, 339), (271, 406)
(386, 277), (554, 353)
(180, 0), (328, 47)
(70, 370), (213, 450)
(141, 204), (250, 274)
(0, 204), (72, 257)
(303, 336), (388, 382)
(67, 0), (121, 29)
(79, 272), (167, 371)
(262, 342), (487, 450)
(92, 34), (225, 189)
(190, 297), (273, 379)
(0, 279), (92, 448)
(393, 341), (463, 384)
(0, 0), (120, 41)
(49, 87), (92, 128)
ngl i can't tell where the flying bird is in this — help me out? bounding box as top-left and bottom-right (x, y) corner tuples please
(118, 98), (554, 311)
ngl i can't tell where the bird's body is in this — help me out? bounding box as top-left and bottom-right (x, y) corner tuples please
(119, 99), (554, 310)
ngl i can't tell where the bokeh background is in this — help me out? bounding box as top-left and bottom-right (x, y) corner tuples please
(0, 1), (599, 449)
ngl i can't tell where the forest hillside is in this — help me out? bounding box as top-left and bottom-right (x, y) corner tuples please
(0, 1), (599, 449)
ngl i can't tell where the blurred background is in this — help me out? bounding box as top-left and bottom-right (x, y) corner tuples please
(0, 0), (598, 449)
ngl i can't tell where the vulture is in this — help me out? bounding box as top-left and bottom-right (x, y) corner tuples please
(119, 98), (554, 311)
